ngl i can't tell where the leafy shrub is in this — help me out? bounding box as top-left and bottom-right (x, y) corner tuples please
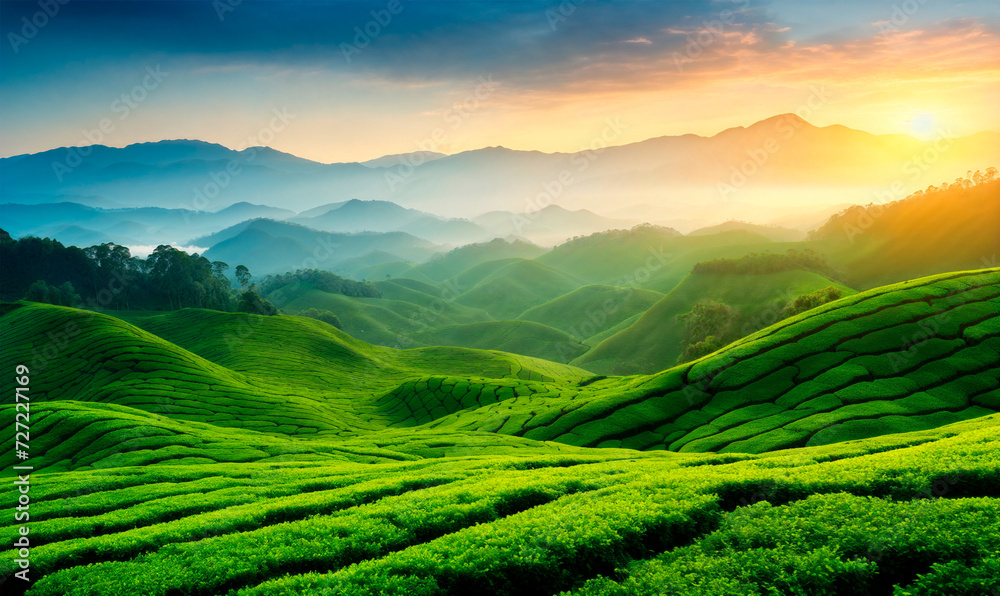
(259, 269), (381, 299)
(676, 301), (737, 364)
(25, 279), (81, 307)
(783, 286), (843, 317)
(295, 308), (343, 329)
(236, 291), (278, 315)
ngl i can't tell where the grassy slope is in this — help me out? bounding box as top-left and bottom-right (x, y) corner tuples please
(518, 284), (664, 340)
(268, 285), (487, 349)
(1, 412), (997, 595)
(408, 239), (548, 282)
(381, 268), (1000, 453)
(6, 268), (993, 458)
(0, 304), (589, 443)
(816, 180), (1000, 288)
(411, 320), (589, 363)
(454, 259), (588, 320)
(576, 270), (856, 375)
(536, 228), (779, 293)
(688, 220), (806, 242)
(1, 269), (998, 594)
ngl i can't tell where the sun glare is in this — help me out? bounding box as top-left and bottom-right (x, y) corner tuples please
(908, 112), (938, 140)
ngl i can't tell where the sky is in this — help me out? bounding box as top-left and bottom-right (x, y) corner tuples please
(1, 0), (998, 163)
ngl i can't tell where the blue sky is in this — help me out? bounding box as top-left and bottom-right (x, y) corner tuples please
(1, 0), (997, 162)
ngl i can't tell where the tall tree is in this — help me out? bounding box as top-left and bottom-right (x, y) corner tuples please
(235, 265), (251, 292)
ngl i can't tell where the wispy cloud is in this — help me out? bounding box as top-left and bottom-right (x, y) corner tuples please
(0, 1), (996, 161)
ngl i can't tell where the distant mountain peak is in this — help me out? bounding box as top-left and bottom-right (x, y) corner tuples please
(121, 139), (227, 149)
(753, 113), (812, 128)
(360, 150), (447, 168)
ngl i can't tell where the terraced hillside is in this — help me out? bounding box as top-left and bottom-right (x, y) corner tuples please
(409, 268), (999, 451)
(1, 268), (999, 594)
(576, 269), (855, 374)
(2, 304), (589, 444)
(251, 228), (852, 363)
(3, 268), (997, 455)
(265, 276), (591, 362)
(1, 410), (998, 595)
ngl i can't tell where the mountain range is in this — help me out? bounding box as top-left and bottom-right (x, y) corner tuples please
(4, 115), (997, 224)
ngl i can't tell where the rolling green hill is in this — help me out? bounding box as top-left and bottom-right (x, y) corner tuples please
(689, 220), (806, 242)
(2, 268), (998, 595)
(263, 272), (590, 361)
(454, 259), (588, 320)
(379, 268), (999, 452)
(412, 320), (589, 363)
(404, 238), (547, 283)
(200, 219), (444, 275)
(273, 287), (492, 348)
(576, 270), (856, 374)
(518, 284), (664, 341)
(814, 179), (1000, 288)
(327, 250), (410, 280)
(4, 267), (996, 456)
(536, 225), (781, 294)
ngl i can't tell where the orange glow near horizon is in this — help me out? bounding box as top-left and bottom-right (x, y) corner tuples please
(1, 8), (997, 164)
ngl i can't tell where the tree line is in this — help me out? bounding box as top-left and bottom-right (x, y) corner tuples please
(0, 233), (372, 317)
(692, 248), (839, 278)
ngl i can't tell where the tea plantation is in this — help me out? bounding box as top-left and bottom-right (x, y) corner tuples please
(0, 268), (998, 595)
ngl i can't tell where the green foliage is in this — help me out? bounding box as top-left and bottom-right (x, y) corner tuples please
(25, 280), (80, 307)
(144, 244), (235, 310)
(693, 249), (839, 278)
(0, 235), (95, 302)
(676, 300), (737, 364)
(259, 269), (381, 300)
(293, 307), (343, 329)
(235, 264), (251, 290)
(413, 321), (589, 363)
(6, 410), (994, 595)
(579, 269), (856, 374)
(783, 285), (843, 317)
(519, 284), (664, 340)
(571, 494), (1000, 596)
(236, 291), (278, 316)
(0, 269), (999, 596)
